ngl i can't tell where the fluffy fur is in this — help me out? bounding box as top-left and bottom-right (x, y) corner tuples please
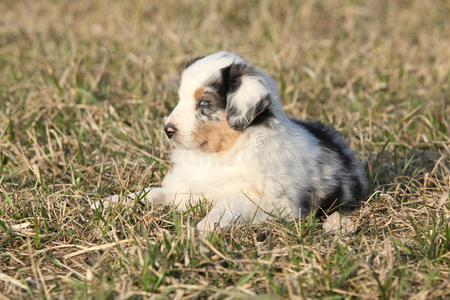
(98, 51), (368, 233)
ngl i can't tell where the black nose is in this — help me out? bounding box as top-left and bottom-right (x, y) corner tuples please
(164, 123), (177, 139)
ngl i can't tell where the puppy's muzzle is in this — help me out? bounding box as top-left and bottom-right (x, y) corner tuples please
(164, 123), (177, 139)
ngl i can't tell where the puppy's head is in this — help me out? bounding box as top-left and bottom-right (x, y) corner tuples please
(164, 51), (273, 152)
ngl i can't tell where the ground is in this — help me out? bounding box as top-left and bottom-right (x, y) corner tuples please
(0, 0), (449, 299)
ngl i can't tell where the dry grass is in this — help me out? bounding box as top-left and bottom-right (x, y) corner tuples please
(0, 0), (449, 299)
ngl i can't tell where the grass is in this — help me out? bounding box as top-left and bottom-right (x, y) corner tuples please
(0, 0), (449, 298)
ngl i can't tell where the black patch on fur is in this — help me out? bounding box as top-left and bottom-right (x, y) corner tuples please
(300, 192), (312, 213)
(316, 181), (344, 216)
(184, 56), (204, 69)
(291, 119), (352, 167)
(249, 107), (274, 128)
(225, 63), (252, 94)
(350, 174), (364, 202)
(207, 63), (249, 101)
(205, 78), (228, 109)
(205, 63), (273, 129)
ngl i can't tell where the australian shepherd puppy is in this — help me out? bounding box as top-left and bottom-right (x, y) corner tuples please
(98, 51), (368, 233)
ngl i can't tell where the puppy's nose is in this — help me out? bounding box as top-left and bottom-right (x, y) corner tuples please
(164, 123), (177, 139)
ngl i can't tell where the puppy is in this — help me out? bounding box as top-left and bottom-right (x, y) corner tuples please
(98, 51), (368, 233)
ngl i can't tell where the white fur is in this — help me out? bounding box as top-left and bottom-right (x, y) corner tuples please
(94, 51), (367, 233)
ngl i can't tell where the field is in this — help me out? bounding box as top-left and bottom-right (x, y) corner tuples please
(0, 0), (449, 299)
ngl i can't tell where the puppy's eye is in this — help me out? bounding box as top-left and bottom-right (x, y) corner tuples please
(198, 99), (210, 108)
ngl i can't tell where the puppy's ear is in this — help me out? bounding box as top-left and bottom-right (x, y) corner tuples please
(221, 63), (271, 131)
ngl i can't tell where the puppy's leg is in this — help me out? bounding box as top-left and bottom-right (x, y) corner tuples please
(196, 191), (297, 233)
(133, 187), (199, 210)
(91, 186), (200, 211)
(196, 196), (259, 233)
(90, 188), (164, 210)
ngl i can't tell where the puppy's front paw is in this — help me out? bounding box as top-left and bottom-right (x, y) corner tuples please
(90, 194), (121, 210)
(90, 188), (160, 210)
(144, 188), (165, 204)
(196, 218), (216, 234)
(196, 210), (239, 234)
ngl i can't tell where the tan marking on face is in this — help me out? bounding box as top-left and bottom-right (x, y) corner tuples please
(194, 88), (204, 100)
(192, 113), (241, 152)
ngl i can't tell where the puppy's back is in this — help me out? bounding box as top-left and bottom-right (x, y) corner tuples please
(290, 118), (368, 214)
